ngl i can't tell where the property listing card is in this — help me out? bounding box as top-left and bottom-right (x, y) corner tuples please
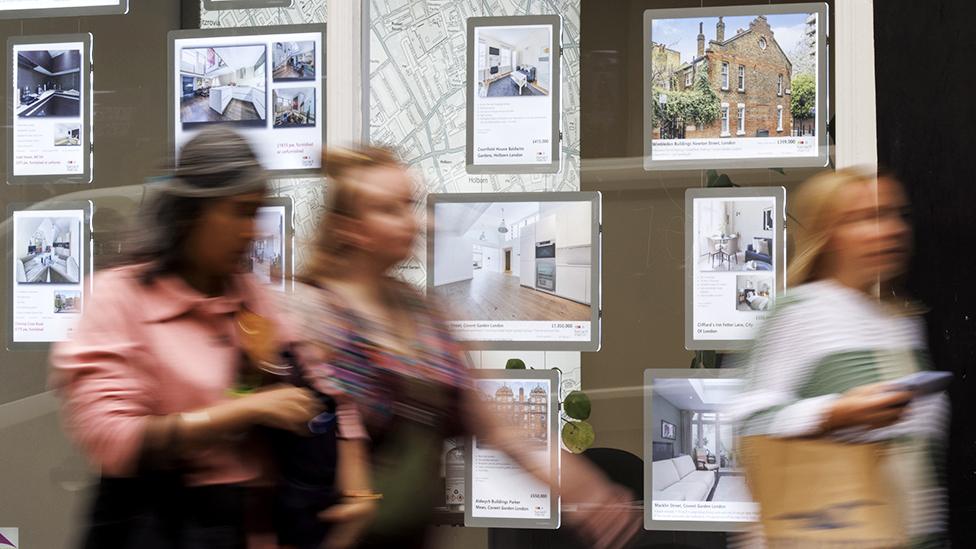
(470, 379), (553, 521)
(691, 196), (777, 342)
(11, 209), (86, 343)
(0, 0), (120, 12)
(172, 28), (323, 172)
(11, 40), (88, 178)
(469, 19), (558, 171)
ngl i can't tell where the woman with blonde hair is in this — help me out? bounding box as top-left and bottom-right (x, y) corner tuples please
(273, 146), (640, 549)
(733, 168), (948, 547)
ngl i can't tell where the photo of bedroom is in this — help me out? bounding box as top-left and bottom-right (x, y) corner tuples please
(695, 198), (774, 272)
(54, 291), (82, 314)
(272, 87), (315, 128)
(433, 201), (593, 322)
(179, 45), (267, 127)
(476, 26), (551, 97)
(243, 207), (284, 288)
(736, 275), (772, 312)
(15, 49), (82, 118)
(272, 41), (315, 81)
(650, 377), (751, 505)
(14, 216), (81, 284)
(54, 124), (81, 146)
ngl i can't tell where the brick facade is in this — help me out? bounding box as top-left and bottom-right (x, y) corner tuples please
(672, 16), (794, 139)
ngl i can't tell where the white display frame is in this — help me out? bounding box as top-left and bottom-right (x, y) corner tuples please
(643, 3), (830, 171)
(6, 201), (93, 350)
(465, 368), (561, 530)
(0, 0), (127, 19)
(167, 24), (327, 177)
(426, 191), (602, 352)
(203, 0), (293, 9)
(6, 33), (94, 185)
(685, 186), (786, 351)
(643, 368), (757, 532)
(465, 15), (562, 175)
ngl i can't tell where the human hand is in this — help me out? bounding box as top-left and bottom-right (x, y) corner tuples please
(318, 499), (379, 549)
(823, 382), (913, 432)
(241, 385), (323, 434)
(567, 484), (641, 549)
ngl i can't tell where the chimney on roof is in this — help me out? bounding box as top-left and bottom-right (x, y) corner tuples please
(716, 16), (725, 42)
(697, 22), (705, 58)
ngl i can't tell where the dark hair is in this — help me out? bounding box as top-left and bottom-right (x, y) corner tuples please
(123, 126), (267, 284)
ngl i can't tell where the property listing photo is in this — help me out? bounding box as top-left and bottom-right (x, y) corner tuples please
(54, 291), (82, 314)
(244, 207), (284, 287)
(695, 198), (774, 272)
(651, 377), (750, 504)
(475, 380), (548, 450)
(650, 12), (818, 140)
(15, 49), (82, 118)
(432, 201), (593, 322)
(179, 44), (267, 127)
(54, 124), (81, 146)
(14, 216), (81, 284)
(272, 87), (315, 128)
(736, 274), (772, 312)
(272, 41), (315, 81)
(476, 26), (551, 97)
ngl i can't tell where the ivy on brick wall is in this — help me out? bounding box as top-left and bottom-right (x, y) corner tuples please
(652, 65), (722, 129)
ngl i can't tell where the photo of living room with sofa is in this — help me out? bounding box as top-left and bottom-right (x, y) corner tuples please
(15, 49), (82, 118)
(695, 198), (774, 272)
(14, 215), (81, 285)
(432, 201), (592, 322)
(180, 44), (267, 127)
(650, 377), (751, 505)
(475, 26), (551, 97)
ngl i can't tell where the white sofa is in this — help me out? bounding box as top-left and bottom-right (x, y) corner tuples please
(652, 454), (717, 501)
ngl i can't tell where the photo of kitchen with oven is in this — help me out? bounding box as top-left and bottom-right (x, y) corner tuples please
(14, 215), (81, 285)
(272, 41), (315, 81)
(432, 201), (593, 322)
(273, 87), (315, 128)
(15, 48), (82, 118)
(650, 377), (752, 506)
(54, 123), (81, 146)
(695, 198), (774, 272)
(475, 26), (551, 97)
(179, 44), (267, 128)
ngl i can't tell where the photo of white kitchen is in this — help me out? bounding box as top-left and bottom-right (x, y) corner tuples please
(432, 201), (593, 322)
(179, 44), (267, 127)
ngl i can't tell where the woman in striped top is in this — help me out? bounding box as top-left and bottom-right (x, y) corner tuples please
(733, 168), (948, 548)
(273, 147), (639, 549)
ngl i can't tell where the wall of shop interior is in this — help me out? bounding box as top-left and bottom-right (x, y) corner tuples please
(874, 1), (976, 544)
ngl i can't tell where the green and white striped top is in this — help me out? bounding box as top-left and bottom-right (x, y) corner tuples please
(732, 280), (948, 544)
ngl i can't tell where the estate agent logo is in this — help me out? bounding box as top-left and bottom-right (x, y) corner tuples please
(0, 528), (18, 548)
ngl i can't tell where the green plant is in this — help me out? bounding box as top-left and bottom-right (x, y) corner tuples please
(652, 67), (722, 130)
(503, 359), (596, 454)
(791, 73), (816, 120)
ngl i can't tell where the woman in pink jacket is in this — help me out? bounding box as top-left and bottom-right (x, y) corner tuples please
(50, 127), (323, 548)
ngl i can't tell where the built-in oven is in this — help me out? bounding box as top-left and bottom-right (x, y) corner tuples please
(535, 240), (556, 259)
(536, 259), (556, 292)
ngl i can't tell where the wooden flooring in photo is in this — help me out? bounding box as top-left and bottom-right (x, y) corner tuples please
(434, 270), (590, 322)
(181, 95), (262, 123)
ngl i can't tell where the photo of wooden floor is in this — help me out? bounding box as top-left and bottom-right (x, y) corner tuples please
(434, 270), (590, 322)
(180, 95), (263, 126)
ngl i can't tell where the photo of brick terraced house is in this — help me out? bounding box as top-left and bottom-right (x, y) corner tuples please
(651, 13), (816, 140)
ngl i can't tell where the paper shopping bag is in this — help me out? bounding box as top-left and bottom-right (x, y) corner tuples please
(739, 435), (906, 547)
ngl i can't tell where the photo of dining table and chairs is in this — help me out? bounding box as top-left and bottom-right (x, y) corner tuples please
(695, 198), (775, 273)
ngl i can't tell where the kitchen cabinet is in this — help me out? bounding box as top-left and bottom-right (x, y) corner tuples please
(555, 202), (592, 249)
(536, 214), (557, 243)
(556, 265), (587, 304)
(519, 223), (536, 288)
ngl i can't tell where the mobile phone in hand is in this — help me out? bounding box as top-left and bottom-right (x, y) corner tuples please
(887, 371), (953, 397)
